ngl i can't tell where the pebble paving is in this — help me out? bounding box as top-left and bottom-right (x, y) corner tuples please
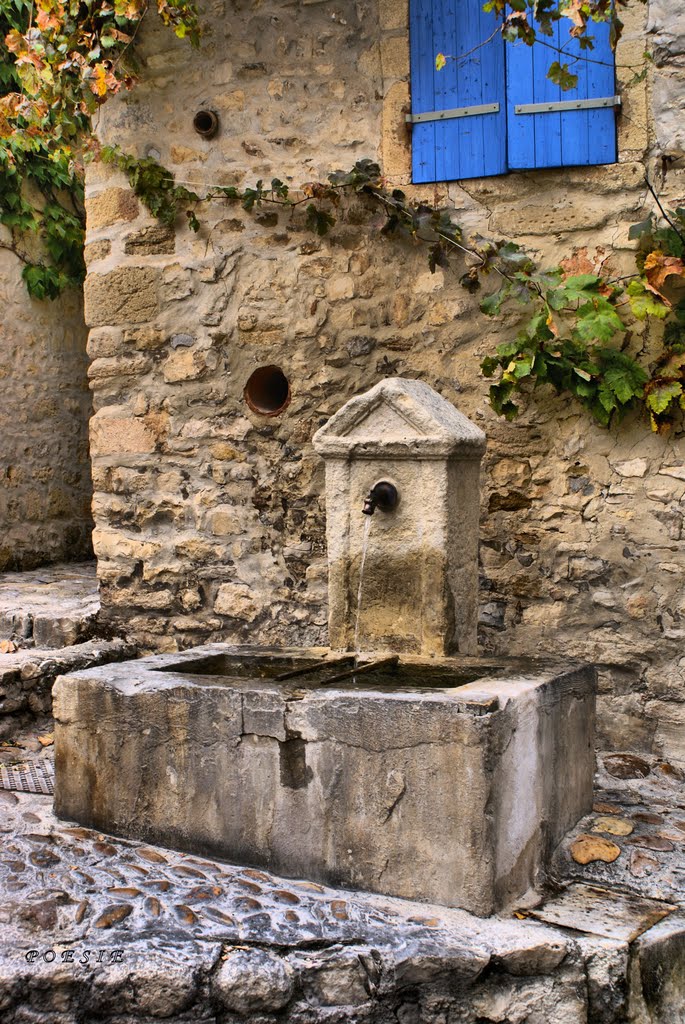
(553, 750), (685, 903)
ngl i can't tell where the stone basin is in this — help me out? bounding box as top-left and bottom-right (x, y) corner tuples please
(53, 644), (595, 917)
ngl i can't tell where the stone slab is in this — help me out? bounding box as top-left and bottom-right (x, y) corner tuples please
(53, 644), (595, 916)
(0, 562), (99, 648)
(529, 882), (676, 942)
(0, 638), (136, 739)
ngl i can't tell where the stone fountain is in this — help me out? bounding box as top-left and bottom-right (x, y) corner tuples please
(53, 379), (595, 917)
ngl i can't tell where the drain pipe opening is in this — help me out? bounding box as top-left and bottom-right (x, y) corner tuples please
(193, 110), (219, 139)
(244, 366), (291, 416)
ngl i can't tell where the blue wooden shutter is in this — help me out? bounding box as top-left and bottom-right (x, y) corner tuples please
(506, 15), (617, 170)
(409, 0), (506, 182)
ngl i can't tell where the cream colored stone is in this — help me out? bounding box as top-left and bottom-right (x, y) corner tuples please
(614, 459), (649, 478)
(210, 507), (243, 535)
(170, 144), (208, 164)
(84, 240), (112, 265)
(86, 187), (139, 229)
(84, 266), (159, 327)
(90, 413), (157, 456)
(161, 265), (194, 302)
(327, 275), (355, 300)
(214, 583), (259, 620)
(124, 325), (167, 351)
(381, 80), (411, 181)
(163, 349), (207, 382)
(92, 528), (159, 561)
(216, 90), (245, 111)
(211, 442), (245, 461)
(379, 0), (408, 30)
(86, 328), (123, 359)
(380, 35), (409, 79)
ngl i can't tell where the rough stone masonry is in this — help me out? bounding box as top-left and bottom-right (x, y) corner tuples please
(0, 247), (93, 571)
(82, 0), (685, 765)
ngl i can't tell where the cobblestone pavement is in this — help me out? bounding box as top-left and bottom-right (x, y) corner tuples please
(0, 727), (684, 1022)
(552, 750), (685, 905)
(0, 562), (99, 648)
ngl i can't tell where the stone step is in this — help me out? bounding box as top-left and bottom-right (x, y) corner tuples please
(0, 561), (99, 649)
(0, 637), (135, 740)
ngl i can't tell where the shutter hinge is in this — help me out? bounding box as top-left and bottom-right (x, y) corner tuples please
(406, 102), (500, 125)
(514, 95), (621, 115)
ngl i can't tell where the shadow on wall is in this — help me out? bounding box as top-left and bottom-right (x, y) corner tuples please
(0, 252), (94, 571)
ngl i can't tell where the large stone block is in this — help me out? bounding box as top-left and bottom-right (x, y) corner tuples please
(84, 266), (159, 327)
(53, 644), (595, 917)
(86, 187), (139, 229)
(90, 412), (158, 456)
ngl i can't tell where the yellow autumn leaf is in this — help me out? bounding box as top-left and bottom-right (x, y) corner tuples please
(546, 311), (559, 336)
(435, 52), (446, 71)
(91, 63), (109, 98)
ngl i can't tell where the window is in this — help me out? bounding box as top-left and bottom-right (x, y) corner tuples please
(408, 0), (618, 182)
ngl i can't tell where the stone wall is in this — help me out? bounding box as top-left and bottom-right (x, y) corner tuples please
(84, 0), (685, 765)
(0, 247), (93, 570)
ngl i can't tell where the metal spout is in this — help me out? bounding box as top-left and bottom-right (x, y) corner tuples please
(362, 480), (399, 516)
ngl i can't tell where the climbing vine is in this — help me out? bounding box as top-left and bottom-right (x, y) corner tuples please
(437, 0), (649, 90)
(0, 0), (199, 298)
(1, 0), (681, 433)
(0, 1), (86, 298)
(102, 149), (684, 433)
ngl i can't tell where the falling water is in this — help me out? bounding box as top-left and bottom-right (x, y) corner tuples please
(353, 515), (372, 657)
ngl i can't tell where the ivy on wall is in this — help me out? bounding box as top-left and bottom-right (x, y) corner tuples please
(0, 0), (199, 298)
(1, 0), (682, 434)
(103, 149), (685, 433)
(0, 1), (86, 298)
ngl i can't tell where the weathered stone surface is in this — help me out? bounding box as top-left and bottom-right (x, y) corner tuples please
(86, 187), (139, 229)
(0, 635), (135, 738)
(530, 883), (675, 942)
(53, 645), (594, 916)
(313, 379), (486, 656)
(90, 411), (159, 456)
(0, 249), (92, 571)
(123, 223), (175, 255)
(0, 562), (98, 647)
(632, 911), (685, 1023)
(84, 239), (112, 264)
(213, 949), (294, 1013)
(2, 735), (685, 1024)
(84, 266), (159, 326)
(214, 583), (259, 620)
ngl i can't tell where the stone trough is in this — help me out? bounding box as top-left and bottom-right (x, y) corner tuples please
(53, 645), (594, 917)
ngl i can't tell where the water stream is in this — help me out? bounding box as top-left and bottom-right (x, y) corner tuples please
(353, 515), (372, 658)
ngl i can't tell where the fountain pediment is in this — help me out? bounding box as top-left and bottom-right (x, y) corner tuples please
(312, 378), (486, 458)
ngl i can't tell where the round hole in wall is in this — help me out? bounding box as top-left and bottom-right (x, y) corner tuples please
(193, 109), (219, 139)
(244, 365), (291, 416)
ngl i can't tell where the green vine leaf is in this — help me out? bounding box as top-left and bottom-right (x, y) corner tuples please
(547, 61), (579, 90)
(305, 204), (336, 236)
(573, 299), (624, 343)
(645, 380), (683, 415)
(627, 279), (669, 320)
